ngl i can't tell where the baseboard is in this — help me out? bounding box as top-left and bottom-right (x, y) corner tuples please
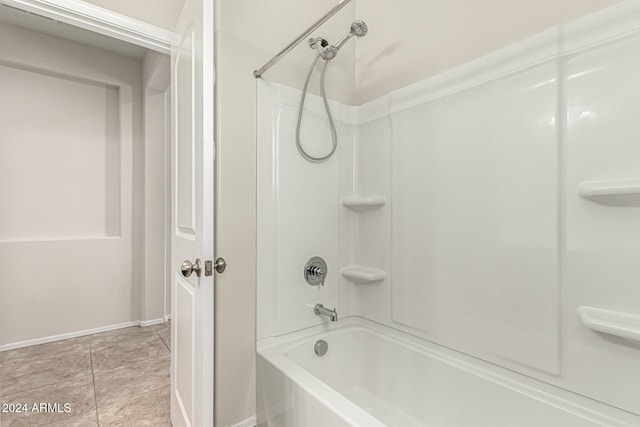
(0, 320), (160, 352)
(140, 317), (167, 327)
(231, 416), (256, 427)
(164, 314), (172, 322)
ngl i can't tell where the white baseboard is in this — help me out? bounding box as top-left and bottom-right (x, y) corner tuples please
(231, 416), (256, 427)
(140, 317), (167, 327)
(164, 314), (172, 322)
(0, 319), (165, 352)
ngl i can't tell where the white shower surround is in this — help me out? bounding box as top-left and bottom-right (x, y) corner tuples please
(257, 2), (640, 425)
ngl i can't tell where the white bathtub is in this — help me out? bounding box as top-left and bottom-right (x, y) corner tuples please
(256, 318), (639, 427)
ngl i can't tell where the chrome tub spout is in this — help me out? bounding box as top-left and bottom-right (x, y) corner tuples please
(314, 304), (338, 322)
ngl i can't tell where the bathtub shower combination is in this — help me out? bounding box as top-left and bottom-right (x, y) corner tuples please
(255, 2), (640, 427)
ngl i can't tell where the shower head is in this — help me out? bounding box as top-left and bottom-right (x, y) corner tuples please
(334, 20), (368, 52)
(320, 45), (338, 60)
(350, 20), (368, 38)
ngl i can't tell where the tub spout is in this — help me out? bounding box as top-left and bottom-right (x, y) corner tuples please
(314, 304), (338, 322)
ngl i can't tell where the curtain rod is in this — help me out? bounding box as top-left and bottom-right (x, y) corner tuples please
(253, 0), (352, 78)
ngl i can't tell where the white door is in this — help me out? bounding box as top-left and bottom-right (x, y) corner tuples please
(170, 0), (215, 425)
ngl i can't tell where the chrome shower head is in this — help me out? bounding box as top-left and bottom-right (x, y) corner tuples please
(320, 45), (338, 60)
(333, 20), (368, 53)
(350, 20), (368, 38)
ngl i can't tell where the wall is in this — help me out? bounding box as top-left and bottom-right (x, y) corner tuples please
(0, 23), (140, 346)
(142, 51), (171, 323)
(354, 0), (620, 103)
(81, 0), (185, 30)
(0, 23), (168, 347)
(257, 1), (640, 419)
(214, 0), (355, 425)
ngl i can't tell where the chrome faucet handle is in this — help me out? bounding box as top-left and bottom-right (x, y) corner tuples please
(307, 266), (324, 277)
(304, 256), (327, 286)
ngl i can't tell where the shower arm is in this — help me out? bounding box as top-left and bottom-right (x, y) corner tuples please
(334, 33), (353, 51)
(253, 0), (352, 78)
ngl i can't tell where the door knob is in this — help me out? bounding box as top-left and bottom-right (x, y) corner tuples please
(214, 257), (226, 274)
(181, 259), (202, 277)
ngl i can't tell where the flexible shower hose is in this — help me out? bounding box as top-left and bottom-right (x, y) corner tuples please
(296, 51), (338, 163)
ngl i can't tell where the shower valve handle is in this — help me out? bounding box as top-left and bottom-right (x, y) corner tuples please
(307, 266), (325, 277)
(304, 256), (327, 286)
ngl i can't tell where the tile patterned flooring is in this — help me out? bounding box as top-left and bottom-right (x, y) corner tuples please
(0, 322), (171, 427)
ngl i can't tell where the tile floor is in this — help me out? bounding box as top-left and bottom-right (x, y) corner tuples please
(0, 322), (171, 427)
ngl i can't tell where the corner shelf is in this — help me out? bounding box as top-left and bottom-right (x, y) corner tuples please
(577, 179), (640, 207)
(577, 306), (640, 343)
(341, 266), (386, 283)
(341, 196), (386, 212)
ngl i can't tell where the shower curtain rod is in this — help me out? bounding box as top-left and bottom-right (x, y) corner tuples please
(253, 0), (352, 78)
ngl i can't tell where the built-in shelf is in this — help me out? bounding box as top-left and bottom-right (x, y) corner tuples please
(577, 179), (640, 207)
(577, 306), (640, 343)
(341, 196), (386, 212)
(341, 266), (386, 283)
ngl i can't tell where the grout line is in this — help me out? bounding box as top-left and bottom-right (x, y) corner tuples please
(154, 322), (171, 352)
(159, 333), (170, 352)
(89, 343), (100, 427)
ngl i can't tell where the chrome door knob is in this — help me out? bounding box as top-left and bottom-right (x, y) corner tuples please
(214, 257), (227, 274)
(181, 259), (202, 277)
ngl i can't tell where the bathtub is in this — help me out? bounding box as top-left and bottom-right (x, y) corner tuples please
(256, 318), (639, 427)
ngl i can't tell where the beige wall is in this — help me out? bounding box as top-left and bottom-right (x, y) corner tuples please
(82, 0), (185, 30)
(0, 22), (150, 345)
(142, 51), (171, 323)
(355, 0), (621, 103)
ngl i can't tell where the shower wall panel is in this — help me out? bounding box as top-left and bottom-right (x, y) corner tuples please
(390, 61), (560, 375)
(338, 106), (393, 322)
(562, 30), (640, 413)
(257, 81), (356, 339)
(342, 2), (640, 414)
